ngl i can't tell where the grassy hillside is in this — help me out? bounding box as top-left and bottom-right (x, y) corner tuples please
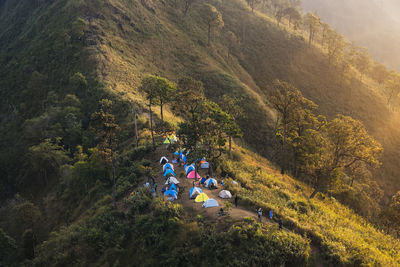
(1, 0), (400, 265)
(61, 0), (400, 197)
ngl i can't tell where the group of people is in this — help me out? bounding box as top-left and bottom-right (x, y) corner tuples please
(257, 208), (283, 230)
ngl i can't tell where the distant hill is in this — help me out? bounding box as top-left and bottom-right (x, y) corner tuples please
(302, 0), (400, 72)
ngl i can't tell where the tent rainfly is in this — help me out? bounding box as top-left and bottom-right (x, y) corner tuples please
(163, 163), (174, 172)
(160, 156), (168, 165)
(195, 193), (209, 202)
(164, 169), (177, 177)
(200, 162), (209, 169)
(203, 198), (219, 208)
(187, 171), (201, 179)
(165, 177), (180, 185)
(218, 190), (232, 199)
(164, 190), (178, 200)
(204, 178), (218, 188)
(189, 187), (202, 198)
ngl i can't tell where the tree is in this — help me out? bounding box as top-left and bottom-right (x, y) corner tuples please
(384, 72), (400, 106)
(355, 48), (371, 81)
(219, 95), (243, 155)
(90, 99), (120, 209)
(282, 7), (301, 28)
(371, 63), (390, 85)
(0, 228), (17, 265)
(325, 28), (345, 65)
(25, 138), (69, 186)
(154, 76), (176, 122)
(304, 13), (320, 47)
(178, 100), (235, 175)
(309, 115), (382, 198)
(270, 80), (304, 174)
(246, 0), (261, 13)
(139, 75), (160, 148)
(201, 4), (224, 46)
(181, 0), (196, 15)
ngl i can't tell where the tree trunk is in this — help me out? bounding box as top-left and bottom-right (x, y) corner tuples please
(207, 24), (211, 46)
(160, 100), (164, 122)
(281, 122), (287, 174)
(309, 188), (319, 199)
(228, 135), (232, 156)
(111, 150), (117, 209)
(149, 101), (155, 149)
(134, 108), (139, 147)
(208, 161), (213, 176)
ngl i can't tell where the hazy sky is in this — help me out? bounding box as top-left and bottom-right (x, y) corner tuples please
(302, 0), (400, 71)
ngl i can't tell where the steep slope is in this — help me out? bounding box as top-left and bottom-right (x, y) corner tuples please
(69, 0), (400, 197)
(2, 0), (400, 198)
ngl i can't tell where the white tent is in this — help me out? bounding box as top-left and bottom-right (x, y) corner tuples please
(165, 177), (180, 185)
(203, 198), (219, 208)
(232, 180), (239, 185)
(160, 156), (168, 164)
(218, 190), (232, 199)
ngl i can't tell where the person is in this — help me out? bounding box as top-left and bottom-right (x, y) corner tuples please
(154, 182), (157, 192)
(234, 195), (238, 207)
(279, 218), (283, 230)
(151, 188), (156, 197)
(221, 180), (225, 186)
(257, 208), (262, 222)
(145, 182), (150, 188)
(269, 210), (273, 220)
(161, 187), (166, 193)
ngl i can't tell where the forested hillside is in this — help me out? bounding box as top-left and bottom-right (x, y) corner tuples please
(1, 0), (400, 265)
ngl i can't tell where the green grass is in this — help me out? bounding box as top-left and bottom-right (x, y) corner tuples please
(222, 145), (400, 265)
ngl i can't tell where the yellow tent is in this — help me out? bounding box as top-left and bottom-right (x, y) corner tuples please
(195, 193), (209, 203)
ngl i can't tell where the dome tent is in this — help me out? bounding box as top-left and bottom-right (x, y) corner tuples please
(189, 187), (202, 198)
(163, 163), (174, 172)
(203, 198), (219, 208)
(218, 190), (232, 199)
(195, 193), (209, 203)
(205, 178), (218, 188)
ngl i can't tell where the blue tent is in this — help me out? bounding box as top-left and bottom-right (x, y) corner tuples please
(180, 154), (187, 163)
(174, 151), (180, 156)
(203, 198), (219, 208)
(164, 190), (178, 200)
(200, 177), (207, 184)
(163, 169), (176, 177)
(189, 187), (202, 198)
(205, 178), (218, 188)
(185, 166), (195, 174)
(170, 183), (177, 192)
(163, 163), (174, 172)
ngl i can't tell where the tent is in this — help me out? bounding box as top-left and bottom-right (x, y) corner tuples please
(160, 156), (168, 165)
(163, 138), (171, 144)
(199, 159), (206, 164)
(169, 134), (177, 142)
(164, 190), (178, 200)
(200, 162), (209, 169)
(187, 171), (201, 179)
(200, 177), (207, 184)
(165, 177), (180, 185)
(205, 178), (218, 188)
(203, 198), (219, 208)
(163, 163), (174, 172)
(218, 190), (232, 199)
(170, 184), (177, 192)
(232, 180), (239, 185)
(195, 193), (209, 202)
(164, 169), (176, 177)
(185, 166), (195, 174)
(189, 187), (202, 198)
(180, 154), (187, 163)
